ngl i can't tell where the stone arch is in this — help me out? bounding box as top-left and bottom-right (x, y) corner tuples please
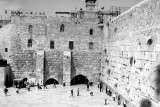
(45, 78), (59, 85)
(71, 74), (89, 85)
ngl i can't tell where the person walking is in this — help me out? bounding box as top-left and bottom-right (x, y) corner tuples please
(70, 89), (73, 97)
(87, 83), (89, 91)
(77, 88), (79, 96)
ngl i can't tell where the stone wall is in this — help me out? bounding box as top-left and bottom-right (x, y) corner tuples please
(0, 24), (16, 62)
(72, 51), (101, 83)
(102, 0), (160, 106)
(11, 50), (37, 78)
(44, 51), (63, 83)
(0, 65), (13, 87)
(9, 14), (102, 84)
(0, 67), (5, 87)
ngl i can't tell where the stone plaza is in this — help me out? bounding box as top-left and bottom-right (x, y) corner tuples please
(0, 84), (123, 107)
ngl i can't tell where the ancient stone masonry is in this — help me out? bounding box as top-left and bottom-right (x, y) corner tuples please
(11, 50), (37, 78)
(102, 0), (160, 106)
(72, 51), (101, 83)
(0, 24), (16, 62)
(6, 8), (102, 85)
(44, 51), (63, 83)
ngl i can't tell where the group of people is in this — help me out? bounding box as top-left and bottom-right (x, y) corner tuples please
(98, 81), (127, 107)
(3, 80), (58, 96)
(70, 82), (94, 97)
(70, 88), (80, 97)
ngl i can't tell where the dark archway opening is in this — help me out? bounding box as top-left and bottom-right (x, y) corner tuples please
(0, 59), (7, 67)
(45, 78), (59, 85)
(71, 75), (88, 85)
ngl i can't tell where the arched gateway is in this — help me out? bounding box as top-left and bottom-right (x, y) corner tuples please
(71, 75), (88, 85)
(45, 78), (59, 85)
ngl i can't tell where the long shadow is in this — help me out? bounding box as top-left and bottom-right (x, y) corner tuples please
(44, 51), (49, 82)
(71, 52), (76, 80)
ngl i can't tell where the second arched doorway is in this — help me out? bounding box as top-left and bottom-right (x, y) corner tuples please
(45, 78), (59, 85)
(71, 75), (88, 85)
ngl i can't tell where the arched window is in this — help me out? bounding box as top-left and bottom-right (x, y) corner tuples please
(28, 25), (32, 33)
(90, 29), (93, 35)
(60, 24), (64, 32)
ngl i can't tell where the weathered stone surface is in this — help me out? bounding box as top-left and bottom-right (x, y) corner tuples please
(1, 12), (102, 86)
(102, 0), (160, 106)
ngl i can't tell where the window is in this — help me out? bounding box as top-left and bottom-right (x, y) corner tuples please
(90, 29), (93, 35)
(50, 41), (54, 49)
(28, 25), (32, 33)
(28, 38), (32, 47)
(69, 41), (74, 50)
(89, 42), (93, 49)
(0, 25), (2, 28)
(60, 24), (64, 32)
(5, 48), (8, 52)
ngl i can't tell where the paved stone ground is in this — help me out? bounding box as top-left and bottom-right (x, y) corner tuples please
(0, 84), (123, 107)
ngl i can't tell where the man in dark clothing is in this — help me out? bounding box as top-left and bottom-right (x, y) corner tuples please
(77, 88), (79, 96)
(37, 83), (42, 90)
(100, 82), (103, 92)
(43, 82), (48, 89)
(87, 83), (89, 91)
(53, 81), (56, 88)
(63, 81), (66, 87)
(118, 95), (121, 105)
(15, 81), (18, 88)
(70, 89), (73, 97)
(106, 86), (108, 94)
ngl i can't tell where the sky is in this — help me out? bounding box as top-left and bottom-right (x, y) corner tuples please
(0, 0), (143, 17)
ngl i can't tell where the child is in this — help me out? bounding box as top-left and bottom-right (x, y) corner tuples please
(16, 89), (20, 94)
(3, 87), (8, 96)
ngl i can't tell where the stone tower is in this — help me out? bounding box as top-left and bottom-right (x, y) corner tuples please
(85, 0), (97, 11)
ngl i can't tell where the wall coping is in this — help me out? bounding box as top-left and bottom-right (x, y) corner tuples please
(112, 0), (149, 21)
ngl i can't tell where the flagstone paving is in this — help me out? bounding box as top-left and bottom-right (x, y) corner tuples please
(0, 84), (123, 107)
